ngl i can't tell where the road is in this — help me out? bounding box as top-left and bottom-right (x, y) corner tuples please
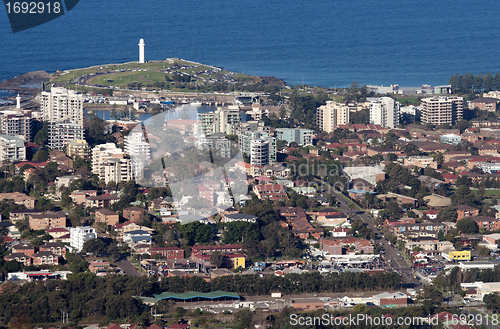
(330, 190), (421, 287)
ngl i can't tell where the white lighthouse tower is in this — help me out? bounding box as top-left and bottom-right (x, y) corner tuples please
(138, 38), (145, 63)
(16, 94), (21, 109)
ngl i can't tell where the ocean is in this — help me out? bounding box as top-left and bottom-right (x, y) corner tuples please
(1, 0), (500, 88)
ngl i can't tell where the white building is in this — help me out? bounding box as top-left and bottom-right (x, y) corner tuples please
(0, 134), (26, 162)
(197, 106), (241, 136)
(92, 143), (133, 184)
(195, 136), (231, 158)
(369, 97), (399, 128)
(400, 105), (419, 123)
(124, 131), (151, 181)
(238, 131), (276, 166)
(240, 131), (276, 166)
(460, 282), (500, 299)
(41, 87), (84, 126)
(343, 166), (385, 186)
(49, 122), (85, 150)
(70, 226), (97, 252)
(41, 87), (85, 149)
(316, 101), (350, 133)
(0, 110), (32, 142)
(274, 128), (313, 146)
(420, 96), (463, 125)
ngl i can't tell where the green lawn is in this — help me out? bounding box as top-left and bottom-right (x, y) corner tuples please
(51, 59), (213, 85)
(89, 71), (169, 87)
(393, 95), (421, 106)
(484, 190), (500, 196)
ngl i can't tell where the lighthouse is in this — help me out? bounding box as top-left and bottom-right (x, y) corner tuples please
(16, 94), (21, 109)
(138, 38), (145, 63)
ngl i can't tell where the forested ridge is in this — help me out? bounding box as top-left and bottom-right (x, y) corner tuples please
(0, 271), (401, 324)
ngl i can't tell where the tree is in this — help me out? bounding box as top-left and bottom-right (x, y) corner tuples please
(484, 72), (493, 92)
(233, 309), (253, 329)
(32, 149), (48, 162)
(33, 122), (49, 146)
(209, 251), (224, 268)
(416, 285), (443, 314)
(349, 80), (359, 93)
(451, 185), (477, 206)
(484, 293), (500, 311)
(456, 218), (479, 234)
(82, 238), (109, 256)
(437, 229), (445, 241)
(387, 153), (397, 162)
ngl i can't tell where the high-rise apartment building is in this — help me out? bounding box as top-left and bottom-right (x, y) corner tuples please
(239, 131), (276, 166)
(198, 106), (241, 136)
(275, 128), (313, 146)
(92, 143), (133, 184)
(369, 97), (400, 128)
(49, 122), (85, 150)
(124, 131), (151, 181)
(316, 101), (350, 133)
(41, 87), (84, 125)
(195, 136), (231, 158)
(70, 226), (97, 252)
(65, 139), (89, 158)
(420, 96), (463, 125)
(41, 87), (85, 150)
(0, 110), (32, 142)
(0, 134), (26, 162)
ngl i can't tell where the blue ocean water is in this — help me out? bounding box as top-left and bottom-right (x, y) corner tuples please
(1, 0), (500, 88)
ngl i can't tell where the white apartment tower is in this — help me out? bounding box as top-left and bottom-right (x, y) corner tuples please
(369, 97), (399, 129)
(0, 110), (32, 142)
(70, 226), (97, 252)
(420, 96), (463, 125)
(92, 143), (133, 184)
(41, 87), (84, 126)
(124, 131), (151, 181)
(0, 134), (26, 162)
(197, 106), (241, 136)
(239, 131), (276, 166)
(49, 122), (84, 150)
(316, 101), (350, 133)
(41, 87), (85, 149)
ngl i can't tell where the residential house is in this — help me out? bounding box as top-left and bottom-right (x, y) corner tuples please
(404, 156), (437, 169)
(149, 247), (185, 259)
(46, 227), (70, 239)
(40, 242), (67, 258)
(28, 211), (67, 230)
(32, 251), (59, 265)
(471, 216), (500, 231)
(123, 230), (152, 246)
(456, 205), (480, 221)
(122, 206), (145, 223)
(253, 184), (288, 201)
(316, 212), (349, 227)
(85, 194), (119, 208)
(377, 192), (417, 207)
(95, 208), (120, 226)
(9, 209), (42, 224)
(5, 253), (32, 265)
(0, 192), (36, 208)
(71, 190), (98, 204)
(11, 241), (35, 257)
